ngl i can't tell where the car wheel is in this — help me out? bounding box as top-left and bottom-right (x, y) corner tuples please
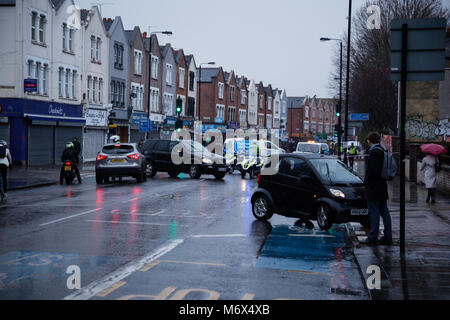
(252, 194), (273, 221)
(316, 204), (333, 230)
(146, 161), (157, 177)
(95, 173), (103, 185)
(189, 165), (201, 179)
(214, 172), (226, 180)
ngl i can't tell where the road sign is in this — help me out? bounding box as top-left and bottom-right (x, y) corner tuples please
(390, 18), (446, 82)
(349, 113), (369, 121)
(139, 119), (150, 132)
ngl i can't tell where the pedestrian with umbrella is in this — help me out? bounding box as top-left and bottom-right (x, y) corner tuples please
(420, 144), (446, 204)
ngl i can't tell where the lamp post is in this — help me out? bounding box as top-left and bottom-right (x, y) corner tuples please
(146, 30), (172, 140)
(197, 62), (215, 123)
(344, 0), (352, 165)
(320, 37), (343, 158)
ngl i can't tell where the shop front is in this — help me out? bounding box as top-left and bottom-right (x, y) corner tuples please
(0, 98), (85, 166)
(130, 112), (148, 143)
(108, 108), (130, 143)
(84, 108), (109, 162)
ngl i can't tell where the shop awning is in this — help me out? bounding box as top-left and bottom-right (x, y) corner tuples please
(25, 114), (86, 124)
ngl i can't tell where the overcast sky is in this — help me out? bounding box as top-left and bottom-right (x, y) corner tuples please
(76, 0), (449, 98)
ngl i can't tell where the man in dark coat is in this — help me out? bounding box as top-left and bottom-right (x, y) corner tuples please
(361, 132), (392, 245)
(72, 137), (81, 164)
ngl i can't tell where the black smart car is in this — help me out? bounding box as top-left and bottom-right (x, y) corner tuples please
(139, 139), (229, 179)
(251, 153), (369, 230)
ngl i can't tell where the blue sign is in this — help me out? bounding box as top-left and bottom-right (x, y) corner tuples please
(349, 113), (370, 121)
(24, 79), (37, 93)
(214, 117), (224, 124)
(130, 113), (148, 124)
(139, 119), (150, 132)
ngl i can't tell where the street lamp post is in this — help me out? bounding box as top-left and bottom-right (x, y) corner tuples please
(146, 30), (172, 140)
(197, 62), (215, 123)
(320, 37), (343, 158)
(344, 0), (352, 165)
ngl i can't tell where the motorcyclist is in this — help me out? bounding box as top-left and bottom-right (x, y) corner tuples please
(60, 142), (82, 184)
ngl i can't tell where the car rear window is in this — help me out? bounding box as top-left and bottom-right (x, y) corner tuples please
(102, 145), (134, 155)
(297, 144), (320, 153)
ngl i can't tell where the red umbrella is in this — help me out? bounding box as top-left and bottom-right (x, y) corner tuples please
(420, 144), (447, 156)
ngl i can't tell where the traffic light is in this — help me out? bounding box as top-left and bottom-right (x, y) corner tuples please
(335, 101), (341, 118)
(334, 124), (343, 133)
(176, 97), (182, 115)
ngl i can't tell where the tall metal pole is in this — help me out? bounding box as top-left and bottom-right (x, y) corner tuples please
(400, 23), (408, 255)
(146, 35), (152, 140)
(337, 41), (343, 159)
(198, 65), (202, 122)
(344, 0), (352, 165)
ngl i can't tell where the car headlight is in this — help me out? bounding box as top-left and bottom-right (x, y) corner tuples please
(202, 158), (213, 165)
(329, 188), (346, 199)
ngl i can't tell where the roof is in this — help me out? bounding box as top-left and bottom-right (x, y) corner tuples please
(50, 0), (65, 10)
(103, 18), (114, 31)
(287, 97), (305, 108)
(125, 30), (135, 43)
(198, 67), (220, 82)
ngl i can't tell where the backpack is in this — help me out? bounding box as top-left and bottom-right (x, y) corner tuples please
(0, 145), (6, 158)
(374, 146), (397, 181)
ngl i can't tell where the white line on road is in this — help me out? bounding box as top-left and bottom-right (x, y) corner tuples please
(64, 239), (184, 300)
(191, 234), (246, 238)
(39, 208), (103, 227)
(85, 220), (179, 226)
(288, 234), (336, 238)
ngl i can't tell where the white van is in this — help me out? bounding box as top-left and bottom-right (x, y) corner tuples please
(295, 142), (329, 155)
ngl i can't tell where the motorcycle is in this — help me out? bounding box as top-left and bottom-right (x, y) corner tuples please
(62, 160), (76, 185)
(238, 156), (266, 179)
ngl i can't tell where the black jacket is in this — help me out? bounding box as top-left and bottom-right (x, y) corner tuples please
(73, 140), (81, 156)
(364, 145), (388, 201)
(61, 148), (79, 165)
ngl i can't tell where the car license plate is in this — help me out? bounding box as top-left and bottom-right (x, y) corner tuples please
(112, 159), (125, 163)
(351, 208), (369, 216)
(218, 167), (227, 172)
(64, 166), (71, 171)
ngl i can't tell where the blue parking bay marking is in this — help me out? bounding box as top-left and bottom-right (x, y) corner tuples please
(0, 251), (121, 299)
(256, 225), (347, 275)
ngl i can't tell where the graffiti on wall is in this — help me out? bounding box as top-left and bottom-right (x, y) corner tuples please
(406, 117), (450, 142)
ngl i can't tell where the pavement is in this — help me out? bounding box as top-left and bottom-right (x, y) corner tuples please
(349, 160), (450, 300)
(6, 163), (95, 191)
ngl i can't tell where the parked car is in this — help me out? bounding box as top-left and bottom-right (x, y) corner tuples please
(95, 143), (147, 184)
(140, 139), (229, 180)
(295, 142), (329, 155)
(251, 153), (369, 230)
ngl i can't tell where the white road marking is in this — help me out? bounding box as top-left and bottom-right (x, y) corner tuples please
(64, 239), (184, 300)
(85, 220), (178, 226)
(39, 208), (103, 227)
(288, 234), (336, 238)
(191, 234), (246, 238)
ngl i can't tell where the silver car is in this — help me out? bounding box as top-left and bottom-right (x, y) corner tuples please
(95, 143), (146, 184)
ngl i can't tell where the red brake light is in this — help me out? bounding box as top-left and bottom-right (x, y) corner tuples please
(257, 173), (261, 184)
(127, 153), (140, 160)
(65, 162), (71, 166)
(96, 154), (108, 161)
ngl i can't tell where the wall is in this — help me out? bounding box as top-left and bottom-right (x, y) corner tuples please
(406, 158), (450, 195)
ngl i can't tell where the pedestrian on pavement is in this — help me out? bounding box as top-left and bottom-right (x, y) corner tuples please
(72, 137), (81, 164)
(138, 139), (145, 150)
(420, 153), (437, 204)
(361, 132), (392, 245)
(348, 142), (357, 169)
(0, 140), (12, 201)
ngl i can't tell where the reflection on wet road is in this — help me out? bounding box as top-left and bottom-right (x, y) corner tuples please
(0, 173), (368, 300)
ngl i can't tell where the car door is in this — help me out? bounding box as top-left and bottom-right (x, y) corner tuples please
(290, 159), (320, 215)
(153, 140), (170, 171)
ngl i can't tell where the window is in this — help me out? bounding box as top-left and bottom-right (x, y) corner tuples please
(59, 68), (63, 97)
(179, 68), (185, 88)
(218, 83), (224, 99)
(31, 12), (37, 41)
(305, 106), (309, 118)
(228, 107), (236, 122)
(267, 115), (272, 129)
(64, 69), (70, 98)
(216, 105), (225, 120)
(62, 23), (67, 50)
(96, 38), (101, 61)
(39, 15), (45, 43)
(99, 79), (103, 104)
(230, 86), (235, 101)
(27, 60), (33, 78)
(134, 50), (142, 74)
(151, 55), (159, 79)
(166, 64), (173, 85)
(268, 97), (272, 110)
(304, 121), (309, 131)
(43, 64), (48, 95)
(90, 36), (95, 60)
(87, 76), (91, 102)
(69, 29), (73, 51)
(189, 71), (195, 91)
(150, 88), (160, 112)
(239, 109), (246, 123)
(241, 90), (246, 105)
(71, 71), (76, 98)
(93, 77), (97, 103)
(259, 95), (264, 109)
(312, 108), (316, 118)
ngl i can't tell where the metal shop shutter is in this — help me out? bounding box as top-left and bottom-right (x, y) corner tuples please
(83, 129), (105, 161)
(130, 129), (145, 143)
(55, 126), (83, 163)
(28, 125), (53, 166)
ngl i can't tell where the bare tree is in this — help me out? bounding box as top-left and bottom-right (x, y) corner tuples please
(328, 0), (449, 133)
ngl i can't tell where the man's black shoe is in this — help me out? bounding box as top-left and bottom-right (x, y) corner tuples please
(360, 238), (378, 246)
(379, 237), (392, 245)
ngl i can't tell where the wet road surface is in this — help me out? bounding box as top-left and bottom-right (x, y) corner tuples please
(0, 173), (369, 300)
